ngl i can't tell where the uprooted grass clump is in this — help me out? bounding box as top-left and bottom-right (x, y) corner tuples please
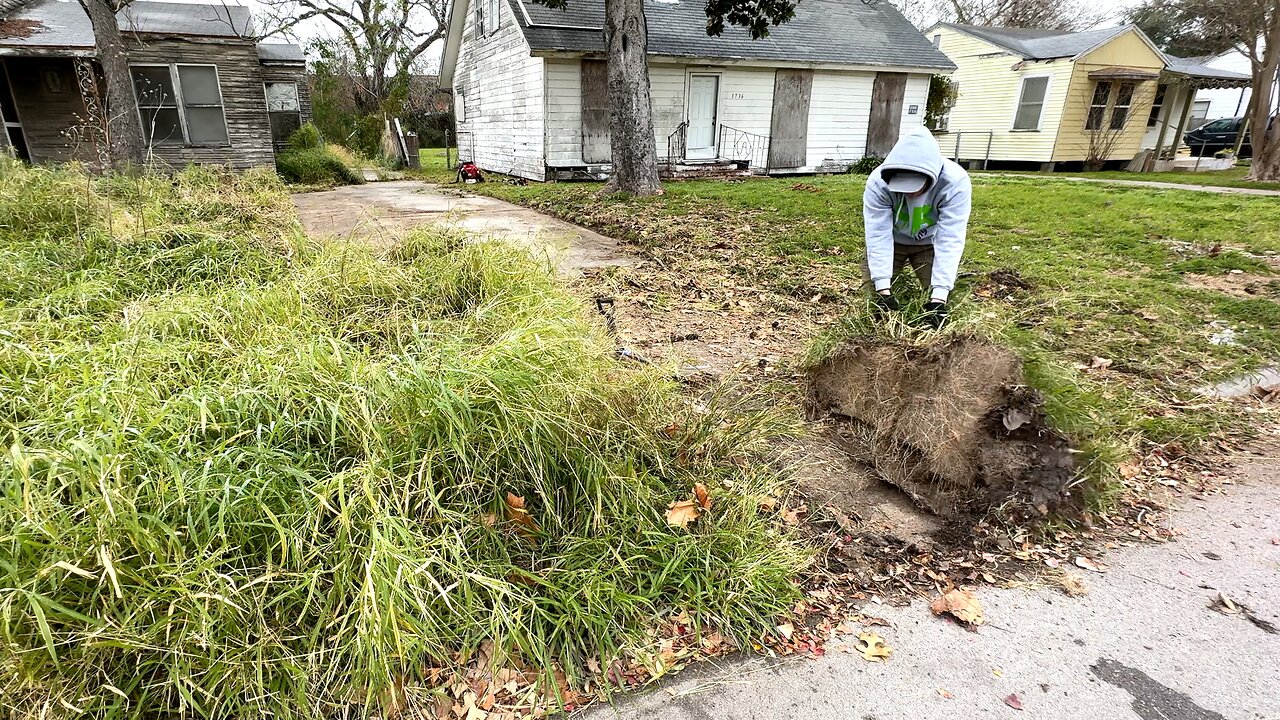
(0, 160), (805, 718)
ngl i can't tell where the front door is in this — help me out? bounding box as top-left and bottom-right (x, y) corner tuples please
(686, 74), (719, 160)
(0, 60), (30, 162)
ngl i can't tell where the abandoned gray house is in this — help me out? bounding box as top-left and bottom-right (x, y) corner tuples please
(439, 0), (955, 181)
(0, 0), (309, 168)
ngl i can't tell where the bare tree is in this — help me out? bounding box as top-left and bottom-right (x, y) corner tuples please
(259, 0), (449, 115)
(947, 0), (1107, 30)
(1177, 0), (1280, 180)
(1082, 82), (1157, 170)
(78, 0), (144, 170)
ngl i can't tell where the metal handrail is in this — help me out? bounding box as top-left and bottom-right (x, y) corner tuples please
(666, 122), (688, 164)
(718, 124), (770, 172)
(948, 130), (993, 169)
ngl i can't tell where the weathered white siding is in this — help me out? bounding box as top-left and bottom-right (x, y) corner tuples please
(454, 0), (545, 180)
(931, 26), (1073, 164)
(545, 61), (929, 172)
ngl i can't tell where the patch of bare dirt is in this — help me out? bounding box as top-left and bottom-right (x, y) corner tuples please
(1184, 272), (1280, 300)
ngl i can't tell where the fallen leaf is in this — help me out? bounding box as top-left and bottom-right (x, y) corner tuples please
(758, 497), (779, 512)
(775, 622), (795, 640)
(855, 632), (892, 662)
(504, 493), (539, 536)
(1090, 356), (1113, 371)
(781, 506), (807, 524)
(694, 482), (712, 511)
(661, 423), (681, 437)
(665, 499), (702, 528)
(1139, 310), (1160, 321)
(930, 588), (985, 626)
(937, 688), (954, 699)
(862, 616), (891, 627)
(1118, 461), (1142, 480)
(1073, 556), (1107, 573)
(1004, 693), (1024, 711)
(1057, 573), (1089, 597)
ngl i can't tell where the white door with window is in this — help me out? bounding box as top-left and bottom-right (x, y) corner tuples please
(686, 74), (719, 160)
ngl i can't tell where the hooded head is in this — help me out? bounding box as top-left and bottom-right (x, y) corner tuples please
(879, 126), (945, 195)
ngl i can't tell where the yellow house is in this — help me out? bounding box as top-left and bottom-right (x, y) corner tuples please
(925, 23), (1169, 170)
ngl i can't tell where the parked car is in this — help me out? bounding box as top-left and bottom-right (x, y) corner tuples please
(1183, 117), (1266, 158)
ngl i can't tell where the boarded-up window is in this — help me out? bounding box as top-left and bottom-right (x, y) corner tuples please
(1013, 76), (1049, 131)
(266, 82), (302, 146)
(130, 64), (229, 147)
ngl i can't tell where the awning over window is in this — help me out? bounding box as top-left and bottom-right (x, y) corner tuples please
(1088, 67), (1162, 82)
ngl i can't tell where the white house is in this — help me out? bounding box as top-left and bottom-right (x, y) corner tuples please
(1194, 45), (1276, 122)
(438, 0), (955, 181)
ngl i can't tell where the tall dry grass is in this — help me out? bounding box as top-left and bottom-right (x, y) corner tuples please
(0, 160), (804, 718)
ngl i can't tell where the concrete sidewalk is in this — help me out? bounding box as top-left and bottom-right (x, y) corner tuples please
(291, 181), (630, 274)
(583, 455), (1280, 720)
(988, 173), (1280, 197)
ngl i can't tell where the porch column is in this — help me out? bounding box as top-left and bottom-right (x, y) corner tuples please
(1169, 84), (1198, 163)
(1148, 81), (1182, 171)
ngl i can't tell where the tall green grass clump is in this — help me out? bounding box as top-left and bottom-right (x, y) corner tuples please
(277, 124), (363, 186)
(0, 160), (803, 718)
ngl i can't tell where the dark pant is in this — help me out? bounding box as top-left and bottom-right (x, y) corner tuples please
(863, 243), (934, 292)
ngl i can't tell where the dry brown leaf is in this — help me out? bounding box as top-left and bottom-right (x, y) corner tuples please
(1118, 461), (1142, 480)
(1090, 356), (1113, 371)
(781, 506), (807, 525)
(757, 497), (779, 512)
(855, 632), (892, 662)
(930, 588), (985, 626)
(504, 493), (539, 536)
(1058, 573), (1090, 597)
(1073, 556), (1107, 573)
(775, 622), (795, 640)
(1004, 693), (1024, 711)
(665, 499), (702, 528)
(694, 482), (712, 511)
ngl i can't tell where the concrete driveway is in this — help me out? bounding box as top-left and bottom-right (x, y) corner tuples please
(583, 453), (1280, 720)
(291, 181), (629, 274)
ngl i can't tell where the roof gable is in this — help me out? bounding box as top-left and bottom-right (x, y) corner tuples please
(934, 22), (1160, 61)
(444, 0), (954, 82)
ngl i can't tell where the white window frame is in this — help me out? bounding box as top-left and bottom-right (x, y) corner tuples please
(1147, 83), (1166, 128)
(1084, 80), (1111, 131)
(1010, 74), (1052, 132)
(130, 62), (231, 148)
(1109, 82), (1136, 131)
(486, 0), (501, 34)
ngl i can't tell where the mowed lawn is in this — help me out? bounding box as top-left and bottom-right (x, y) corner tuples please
(983, 166), (1280, 192)
(473, 173), (1280, 446)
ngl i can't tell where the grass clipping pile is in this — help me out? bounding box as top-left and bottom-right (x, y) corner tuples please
(809, 337), (1077, 517)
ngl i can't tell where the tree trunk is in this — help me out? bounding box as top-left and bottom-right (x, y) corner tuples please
(1246, 8), (1280, 181)
(603, 0), (662, 196)
(79, 0), (144, 171)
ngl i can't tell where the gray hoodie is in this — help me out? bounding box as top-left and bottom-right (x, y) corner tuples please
(863, 127), (972, 302)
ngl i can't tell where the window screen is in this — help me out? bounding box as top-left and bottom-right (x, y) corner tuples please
(1013, 76), (1049, 130)
(178, 66), (228, 145)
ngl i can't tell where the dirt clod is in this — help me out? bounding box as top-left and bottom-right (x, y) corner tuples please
(808, 337), (1077, 516)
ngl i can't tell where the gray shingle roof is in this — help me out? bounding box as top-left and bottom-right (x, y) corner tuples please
(1163, 54), (1250, 82)
(0, 0), (252, 50)
(257, 42), (306, 63)
(941, 22), (1132, 60)
(511, 0), (956, 70)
